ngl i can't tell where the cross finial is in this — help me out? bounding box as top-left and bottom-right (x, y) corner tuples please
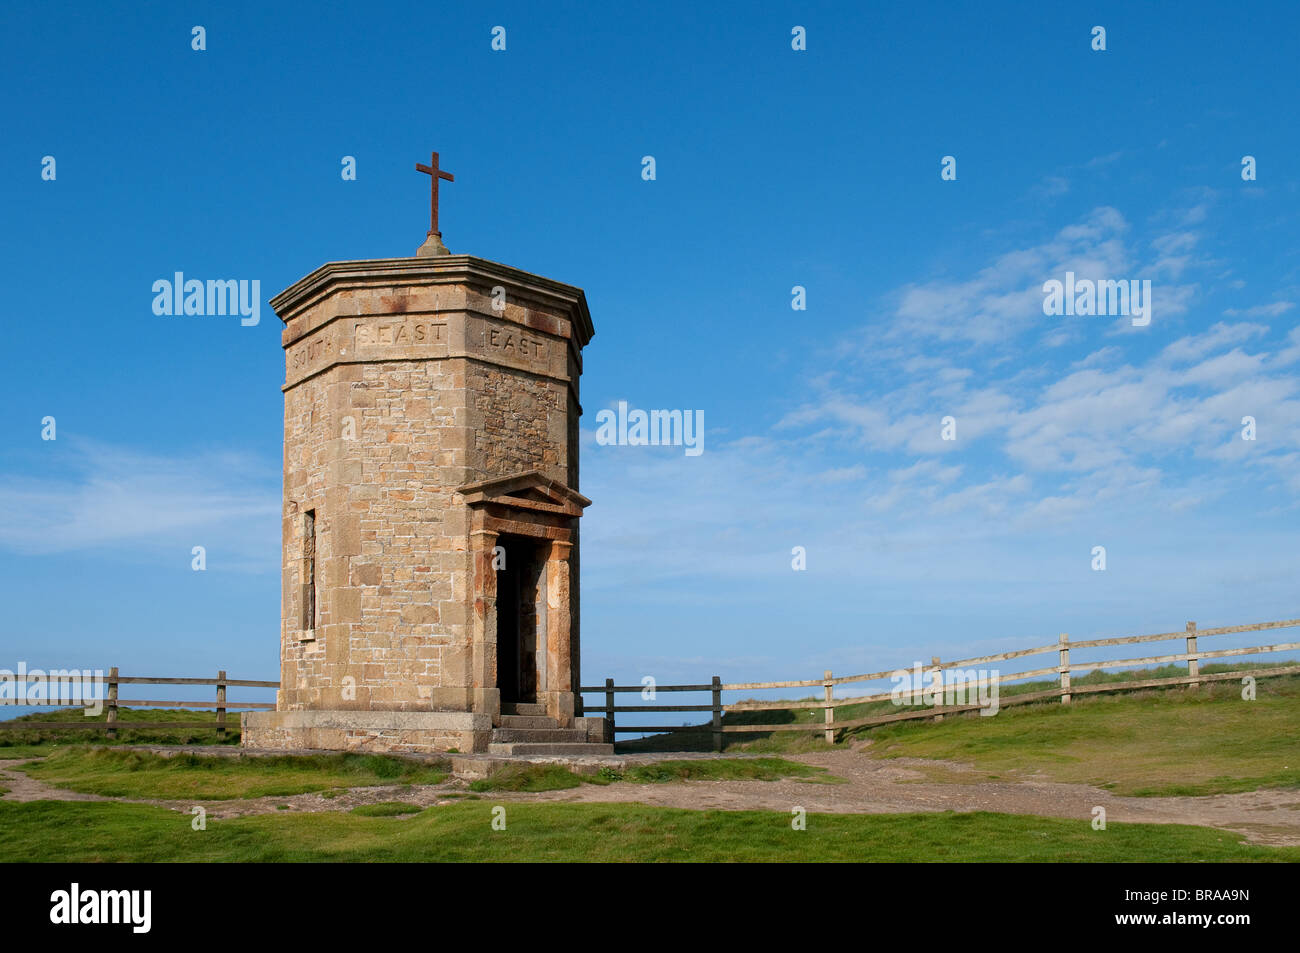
(415, 150), (454, 256)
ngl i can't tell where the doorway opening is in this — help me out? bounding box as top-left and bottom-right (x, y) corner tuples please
(495, 535), (546, 705)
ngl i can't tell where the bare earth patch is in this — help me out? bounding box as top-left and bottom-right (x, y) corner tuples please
(4, 749), (1298, 846)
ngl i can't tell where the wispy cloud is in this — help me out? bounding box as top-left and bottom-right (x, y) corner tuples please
(890, 207), (1143, 344)
(0, 440), (279, 569)
(1223, 301), (1295, 318)
(584, 204), (1300, 622)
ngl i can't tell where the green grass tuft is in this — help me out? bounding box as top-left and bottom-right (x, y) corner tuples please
(351, 802), (423, 817)
(615, 757), (833, 784)
(469, 764), (583, 792)
(469, 757), (831, 792)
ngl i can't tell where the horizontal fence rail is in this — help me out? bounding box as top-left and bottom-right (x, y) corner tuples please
(0, 669), (278, 739)
(579, 617), (1300, 749)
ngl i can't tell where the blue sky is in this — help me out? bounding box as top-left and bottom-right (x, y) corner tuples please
(1, 1), (1297, 707)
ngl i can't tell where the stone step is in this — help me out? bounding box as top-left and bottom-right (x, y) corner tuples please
(487, 742), (615, 756)
(499, 714), (560, 729)
(491, 728), (590, 744)
(501, 702), (548, 717)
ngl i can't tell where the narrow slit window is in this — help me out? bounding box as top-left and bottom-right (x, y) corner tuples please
(303, 509), (316, 632)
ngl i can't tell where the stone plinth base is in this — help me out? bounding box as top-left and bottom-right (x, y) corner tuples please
(241, 710), (492, 754)
(574, 716), (612, 744)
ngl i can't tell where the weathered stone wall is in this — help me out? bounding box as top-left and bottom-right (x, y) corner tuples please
(467, 361), (568, 482)
(241, 709), (491, 754)
(279, 357), (473, 713)
(252, 255), (594, 754)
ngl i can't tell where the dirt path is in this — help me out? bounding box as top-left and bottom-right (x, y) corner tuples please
(0, 760), (114, 804)
(527, 749), (1300, 847)
(0, 758), (468, 817)
(4, 751), (1298, 847)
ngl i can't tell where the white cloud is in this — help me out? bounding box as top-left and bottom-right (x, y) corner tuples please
(1159, 321), (1269, 363)
(0, 440), (279, 568)
(890, 208), (1140, 344)
(1086, 151), (1124, 168)
(1223, 301), (1295, 318)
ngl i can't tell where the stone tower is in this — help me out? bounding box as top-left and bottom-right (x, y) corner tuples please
(241, 227), (605, 755)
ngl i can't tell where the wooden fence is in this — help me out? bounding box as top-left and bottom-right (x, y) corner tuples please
(578, 617), (1300, 750)
(0, 669), (278, 739)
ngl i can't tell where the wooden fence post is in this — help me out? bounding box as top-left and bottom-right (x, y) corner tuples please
(931, 657), (943, 721)
(216, 670), (227, 739)
(604, 677), (615, 741)
(1186, 621), (1199, 687)
(106, 666), (118, 739)
(823, 670), (834, 744)
(1059, 633), (1071, 704)
(711, 675), (723, 752)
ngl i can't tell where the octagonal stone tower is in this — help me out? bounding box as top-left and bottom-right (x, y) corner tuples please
(242, 251), (599, 754)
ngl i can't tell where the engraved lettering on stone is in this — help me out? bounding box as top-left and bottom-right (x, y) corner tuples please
(292, 335), (334, 370)
(481, 324), (545, 360)
(354, 320), (446, 348)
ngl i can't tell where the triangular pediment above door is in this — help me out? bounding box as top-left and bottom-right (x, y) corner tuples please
(456, 470), (592, 517)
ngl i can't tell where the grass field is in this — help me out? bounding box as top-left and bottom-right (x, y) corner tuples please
(623, 662), (1299, 752)
(18, 748), (450, 799)
(465, 757), (833, 792)
(622, 667), (1300, 797)
(861, 675), (1300, 797)
(3, 667), (1296, 862)
(0, 707), (241, 755)
(0, 798), (1295, 862)
(14, 747), (826, 797)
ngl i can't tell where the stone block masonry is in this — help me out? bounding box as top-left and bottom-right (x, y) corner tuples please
(242, 253), (598, 755)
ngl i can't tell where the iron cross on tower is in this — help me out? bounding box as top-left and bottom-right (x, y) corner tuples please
(415, 150), (455, 238)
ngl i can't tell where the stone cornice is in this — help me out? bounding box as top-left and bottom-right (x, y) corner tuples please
(271, 255), (594, 348)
